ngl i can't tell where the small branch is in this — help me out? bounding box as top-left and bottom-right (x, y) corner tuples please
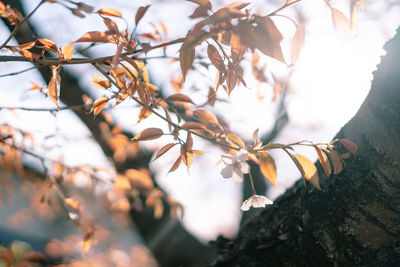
(0, 104), (88, 112)
(0, 66), (37, 78)
(0, 0), (45, 50)
(268, 0), (303, 16)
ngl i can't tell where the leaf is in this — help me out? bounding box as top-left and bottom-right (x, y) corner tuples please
(185, 0), (212, 10)
(182, 121), (206, 130)
(154, 143), (176, 161)
(257, 151), (277, 186)
(96, 7), (122, 17)
(226, 133), (244, 149)
(168, 155), (182, 173)
(331, 8), (352, 39)
(230, 33), (246, 65)
(135, 5), (150, 25)
(92, 75), (111, 89)
(48, 65), (61, 108)
(291, 24), (305, 64)
(325, 150), (343, 175)
(192, 150), (206, 155)
(166, 93), (194, 103)
(37, 38), (58, 53)
(207, 44), (225, 72)
(186, 132), (193, 150)
(313, 145), (331, 177)
(82, 230), (93, 255)
(90, 97), (109, 116)
(64, 198), (81, 211)
(227, 64), (237, 93)
(338, 139), (358, 155)
(131, 128), (163, 142)
(179, 43), (195, 80)
(62, 43), (74, 61)
(74, 31), (112, 43)
(180, 144), (194, 169)
(224, 2), (249, 10)
(193, 109), (218, 125)
(294, 154), (321, 190)
(137, 107), (151, 123)
(137, 81), (151, 107)
(23, 251), (47, 262)
(189, 6), (209, 19)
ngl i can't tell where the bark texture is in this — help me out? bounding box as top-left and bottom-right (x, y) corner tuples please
(211, 27), (400, 266)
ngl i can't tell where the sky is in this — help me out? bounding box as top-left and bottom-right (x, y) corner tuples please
(0, 0), (399, 244)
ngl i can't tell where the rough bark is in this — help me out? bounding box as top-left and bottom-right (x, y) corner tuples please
(2, 1), (215, 266)
(211, 28), (400, 266)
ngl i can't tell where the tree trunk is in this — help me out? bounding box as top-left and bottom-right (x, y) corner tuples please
(211, 27), (400, 266)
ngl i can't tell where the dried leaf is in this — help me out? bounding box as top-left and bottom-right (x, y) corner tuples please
(257, 151), (277, 186)
(230, 33), (246, 65)
(326, 150), (343, 175)
(135, 5), (150, 25)
(90, 97), (109, 116)
(137, 81), (150, 107)
(186, 132), (193, 150)
(338, 139), (358, 155)
(153, 198), (164, 219)
(314, 145), (331, 177)
(137, 107), (151, 123)
(64, 198), (81, 211)
(226, 133), (244, 149)
(96, 7), (122, 17)
(168, 155), (182, 173)
(192, 150), (206, 155)
(179, 43), (195, 80)
(166, 93), (194, 103)
(291, 24), (305, 64)
(182, 121), (206, 130)
(180, 144), (194, 169)
(37, 38), (58, 53)
(193, 109), (218, 125)
(185, 0), (212, 10)
(227, 65), (237, 93)
(189, 6), (209, 19)
(48, 65), (61, 108)
(62, 43), (74, 61)
(154, 143), (176, 161)
(224, 2), (250, 10)
(74, 31), (112, 43)
(207, 44), (225, 72)
(82, 230), (93, 254)
(132, 128), (163, 142)
(331, 8), (352, 39)
(294, 154), (321, 190)
(92, 75), (111, 89)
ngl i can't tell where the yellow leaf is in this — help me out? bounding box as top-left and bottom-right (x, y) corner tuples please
(226, 133), (244, 149)
(62, 43), (74, 61)
(92, 75), (111, 89)
(96, 7), (122, 17)
(294, 154), (321, 190)
(48, 65), (61, 108)
(257, 151), (277, 186)
(64, 198), (81, 211)
(131, 128), (163, 142)
(74, 31), (112, 43)
(230, 32), (246, 65)
(90, 97), (109, 116)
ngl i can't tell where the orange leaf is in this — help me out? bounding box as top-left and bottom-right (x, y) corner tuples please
(135, 5), (150, 25)
(294, 154), (321, 190)
(338, 139), (358, 155)
(96, 7), (122, 17)
(64, 198), (81, 211)
(207, 44), (225, 72)
(168, 155), (182, 173)
(92, 75), (111, 89)
(291, 24), (305, 64)
(193, 109), (218, 125)
(90, 97), (109, 116)
(313, 145), (331, 177)
(74, 31), (112, 43)
(230, 33), (246, 65)
(185, 0), (212, 10)
(182, 121), (206, 130)
(166, 93), (194, 103)
(48, 65), (61, 108)
(224, 2), (250, 9)
(37, 38), (58, 53)
(257, 151), (277, 186)
(62, 43), (74, 61)
(180, 144), (194, 169)
(325, 150), (343, 175)
(331, 8), (352, 39)
(226, 133), (244, 149)
(154, 143), (176, 161)
(137, 107), (151, 123)
(132, 128), (163, 142)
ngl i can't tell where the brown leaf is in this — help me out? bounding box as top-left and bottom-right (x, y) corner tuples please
(137, 107), (151, 123)
(179, 43), (195, 80)
(331, 8), (352, 39)
(185, 0), (212, 10)
(180, 144), (194, 169)
(227, 64), (237, 93)
(189, 6), (209, 19)
(338, 139), (358, 155)
(182, 121), (207, 130)
(135, 5), (150, 25)
(207, 44), (225, 72)
(166, 93), (194, 104)
(48, 65), (61, 108)
(37, 38), (58, 53)
(230, 33), (246, 65)
(132, 128), (163, 142)
(226, 133), (244, 149)
(102, 17), (120, 37)
(168, 155), (182, 173)
(90, 97), (109, 116)
(186, 132), (193, 150)
(96, 7), (122, 17)
(291, 24), (305, 64)
(61, 43), (74, 61)
(92, 75), (111, 89)
(137, 81), (151, 107)
(154, 143), (176, 161)
(257, 151), (277, 186)
(271, 73), (282, 101)
(326, 150), (343, 175)
(74, 31), (112, 43)
(64, 198), (81, 211)
(294, 154), (321, 190)
(314, 145), (331, 177)
(193, 109), (218, 125)
(224, 2), (250, 10)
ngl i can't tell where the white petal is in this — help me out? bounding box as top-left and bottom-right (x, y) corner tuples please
(239, 161), (250, 174)
(240, 199), (251, 211)
(221, 165), (233, 178)
(221, 154), (234, 165)
(231, 169), (243, 183)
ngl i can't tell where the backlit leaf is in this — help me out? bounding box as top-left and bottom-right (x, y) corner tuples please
(338, 139), (358, 155)
(207, 44), (225, 72)
(90, 97), (109, 116)
(226, 133), (244, 149)
(62, 43), (74, 61)
(193, 109), (218, 125)
(96, 7), (122, 17)
(257, 151), (277, 186)
(37, 38), (58, 53)
(180, 144), (194, 169)
(230, 33), (246, 65)
(291, 24), (305, 64)
(182, 121), (206, 130)
(154, 143), (176, 161)
(48, 65), (61, 108)
(331, 8), (352, 39)
(314, 145), (331, 177)
(132, 128), (163, 142)
(64, 198), (81, 211)
(294, 154), (321, 190)
(92, 75), (111, 89)
(166, 93), (194, 103)
(135, 5), (150, 25)
(74, 31), (112, 43)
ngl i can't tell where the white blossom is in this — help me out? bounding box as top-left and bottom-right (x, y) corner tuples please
(240, 195), (273, 211)
(221, 149), (250, 183)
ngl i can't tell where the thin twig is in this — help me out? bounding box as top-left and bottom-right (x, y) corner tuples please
(0, 66), (37, 78)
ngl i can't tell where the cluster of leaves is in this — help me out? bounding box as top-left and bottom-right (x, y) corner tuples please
(0, 241), (47, 267)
